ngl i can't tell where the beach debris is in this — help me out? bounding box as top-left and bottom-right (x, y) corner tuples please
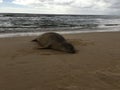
(32, 32), (76, 53)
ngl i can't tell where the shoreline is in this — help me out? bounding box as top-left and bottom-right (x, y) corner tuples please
(0, 32), (120, 90)
(0, 29), (120, 38)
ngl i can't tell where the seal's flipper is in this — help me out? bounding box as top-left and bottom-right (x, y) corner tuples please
(31, 39), (37, 42)
(37, 45), (51, 49)
(38, 43), (52, 49)
(37, 47), (49, 49)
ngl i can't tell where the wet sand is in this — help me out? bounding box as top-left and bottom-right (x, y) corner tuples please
(0, 32), (120, 90)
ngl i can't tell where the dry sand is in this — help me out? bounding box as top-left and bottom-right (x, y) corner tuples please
(0, 32), (120, 90)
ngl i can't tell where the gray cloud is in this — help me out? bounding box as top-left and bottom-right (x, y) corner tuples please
(104, 0), (120, 8)
(0, 0), (120, 14)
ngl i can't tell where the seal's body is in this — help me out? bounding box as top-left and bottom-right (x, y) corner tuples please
(32, 32), (75, 53)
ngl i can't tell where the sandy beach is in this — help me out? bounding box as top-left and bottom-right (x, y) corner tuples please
(0, 32), (120, 90)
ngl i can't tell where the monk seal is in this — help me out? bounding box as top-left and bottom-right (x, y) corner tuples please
(32, 32), (76, 53)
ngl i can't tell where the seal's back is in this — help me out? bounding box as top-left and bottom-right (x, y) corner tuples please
(34, 32), (66, 46)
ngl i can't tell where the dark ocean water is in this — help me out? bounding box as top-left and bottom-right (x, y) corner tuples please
(0, 13), (120, 37)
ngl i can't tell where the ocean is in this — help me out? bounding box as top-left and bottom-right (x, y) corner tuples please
(0, 13), (120, 37)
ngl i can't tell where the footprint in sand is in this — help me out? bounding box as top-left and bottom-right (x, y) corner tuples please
(95, 71), (120, 88)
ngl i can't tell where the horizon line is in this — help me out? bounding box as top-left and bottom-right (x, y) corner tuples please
(0, 12), (117, 16)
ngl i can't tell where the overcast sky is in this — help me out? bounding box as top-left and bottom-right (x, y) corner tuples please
(0, 0), (120, 15)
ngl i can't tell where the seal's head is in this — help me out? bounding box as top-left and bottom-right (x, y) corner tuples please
(59, 42), (76, 53)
